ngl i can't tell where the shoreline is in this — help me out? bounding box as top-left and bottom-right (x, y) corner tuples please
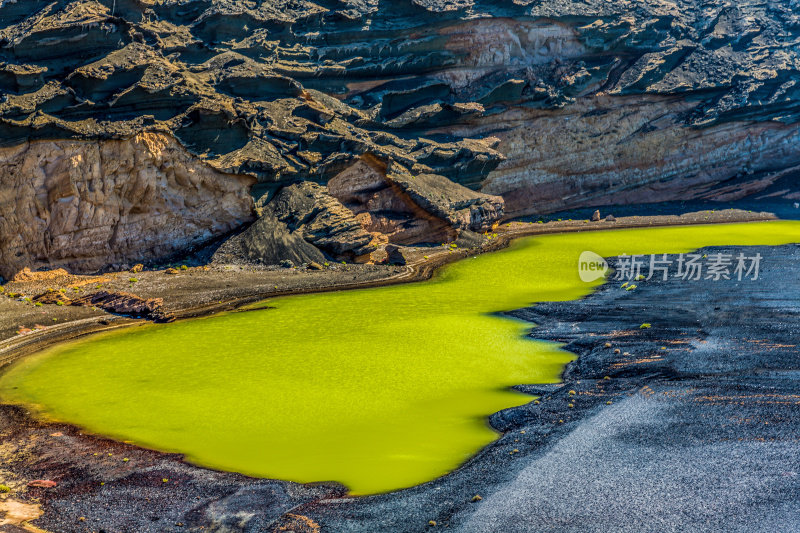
(293, 243), (800, 532)
(0, 208), (777, 374)
(0, 207), (789, 532)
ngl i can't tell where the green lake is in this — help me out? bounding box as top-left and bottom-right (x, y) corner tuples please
(2, 221), (799, 494)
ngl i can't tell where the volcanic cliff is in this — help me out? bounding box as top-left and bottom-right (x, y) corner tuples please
(1, 0), (799, 276)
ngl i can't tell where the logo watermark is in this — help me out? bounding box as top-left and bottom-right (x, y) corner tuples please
(578, 251), (609, 282)
(578, 252), (762, 282)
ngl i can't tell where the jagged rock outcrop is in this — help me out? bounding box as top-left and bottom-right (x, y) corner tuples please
(266, 181), (378, 258)
(33, 289), (174, 322)
(2, 0), (800, 272)
(328, 156), (503, 246)
(215, 181), (377, 265)
(211, 212), (327, 267)
(0, 132), (255, 279)
(216, 157), (504, 265)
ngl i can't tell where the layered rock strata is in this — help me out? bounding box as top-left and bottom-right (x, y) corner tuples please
(0, 133), (255, 279)
(2, 0), (799, 272)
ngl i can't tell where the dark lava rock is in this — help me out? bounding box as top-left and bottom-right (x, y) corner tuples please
(384, 244), (407, 266)
(213, 181), (379, 266)
(212, 214), (327, 267)
(454, 229), (486, 248)
(267, 182), (377, 259)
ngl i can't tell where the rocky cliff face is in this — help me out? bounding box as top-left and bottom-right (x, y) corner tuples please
(1, 0), (799, 273)
(0, 133), (254, 279)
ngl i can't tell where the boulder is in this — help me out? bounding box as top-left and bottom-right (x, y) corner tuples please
(384, 245), (408, 266)
(455, 229), (485, 248)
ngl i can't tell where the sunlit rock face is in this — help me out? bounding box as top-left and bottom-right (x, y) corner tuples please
(0, 133), (256, 279)
(1, 0), (798, 271)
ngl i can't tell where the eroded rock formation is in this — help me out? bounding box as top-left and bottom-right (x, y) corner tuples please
(215, 156), (504, 265)
(2, 0), (799, 273)
(33, 289), (174, 322)
(0, 132), (255, 279)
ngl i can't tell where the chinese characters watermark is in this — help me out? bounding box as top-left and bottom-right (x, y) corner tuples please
(613, 252), (762, 282)
(578, 251), (762, 283)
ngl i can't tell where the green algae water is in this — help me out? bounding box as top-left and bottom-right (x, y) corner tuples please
(2, 221), (800, 494)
